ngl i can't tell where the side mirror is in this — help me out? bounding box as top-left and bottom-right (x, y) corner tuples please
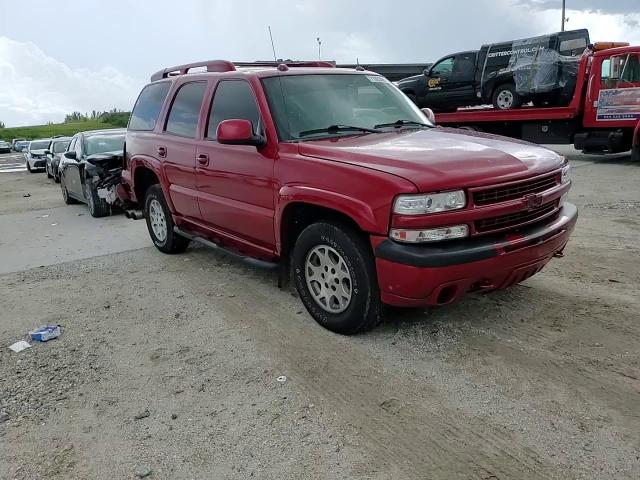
(423, 68), (430, 77)
(44, 149), (51, 155)
(217, 119), (266, 147)
(64, 151), (77, 160)
(421, 108), (436, 125)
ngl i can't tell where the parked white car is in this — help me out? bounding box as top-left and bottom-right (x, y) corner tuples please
(25, 139), (52, 172)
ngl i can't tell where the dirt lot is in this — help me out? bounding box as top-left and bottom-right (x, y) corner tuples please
(0, 148), (638, 479)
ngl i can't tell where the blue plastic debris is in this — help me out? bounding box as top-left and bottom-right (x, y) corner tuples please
(29, 325), (61, 342)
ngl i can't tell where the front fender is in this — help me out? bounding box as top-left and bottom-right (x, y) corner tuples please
(276, 185), (382, 253)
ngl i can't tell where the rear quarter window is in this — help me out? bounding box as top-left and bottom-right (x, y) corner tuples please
(129, 82), (171, 131)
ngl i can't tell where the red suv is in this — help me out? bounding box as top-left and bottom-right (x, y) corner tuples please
(119, 60), (577, 334)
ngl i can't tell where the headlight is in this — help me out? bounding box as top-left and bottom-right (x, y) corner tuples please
(561, 164), (571, 184)
(390, 225), (469, 243)
(393, 190), (466, 215)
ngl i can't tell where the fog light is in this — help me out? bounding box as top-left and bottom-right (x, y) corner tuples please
(390, 225), (469, 243)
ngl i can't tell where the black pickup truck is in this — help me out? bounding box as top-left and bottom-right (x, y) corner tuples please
(396, 29), (590, 112)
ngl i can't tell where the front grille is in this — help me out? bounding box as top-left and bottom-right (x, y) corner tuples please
(475, 202), (558, 234)
(473, 174), (558, 206)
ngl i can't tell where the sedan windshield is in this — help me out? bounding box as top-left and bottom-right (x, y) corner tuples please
(29, 140), (50, 150)
(52, 141), (70, 154)
(262, 74), (431, 141)
(84, 134), (125, 156)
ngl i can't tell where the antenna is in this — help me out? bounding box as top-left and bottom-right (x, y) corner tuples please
(268, 26), (277, 61)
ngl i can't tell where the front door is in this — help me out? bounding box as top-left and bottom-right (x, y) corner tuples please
(63, 136), (85, 198)
(195, 79), (275, 249)
(424, 53), (477, 110)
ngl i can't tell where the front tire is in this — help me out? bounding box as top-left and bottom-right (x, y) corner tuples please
(46, 163), (53, 179)
(492, 83), (522, 110)
(144, 185), (190, 254)
(631, 145), (640, 162)
(84, 182), (110, 218)
(292, 222), (381, 335)
(26, 160), (33, 173)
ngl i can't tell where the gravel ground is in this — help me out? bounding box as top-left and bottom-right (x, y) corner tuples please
(0, 149), (638, 479)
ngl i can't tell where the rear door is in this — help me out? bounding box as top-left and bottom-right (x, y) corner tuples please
(160, 81), (208, 220)
(195, 79), (276, 248)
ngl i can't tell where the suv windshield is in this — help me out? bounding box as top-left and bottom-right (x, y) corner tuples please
(262, 74), (430, 141)
(30, 140), (50, 150)
(84, 133), (125, 156)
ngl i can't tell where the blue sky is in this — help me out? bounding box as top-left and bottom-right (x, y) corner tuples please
(1, 0), (639, 126)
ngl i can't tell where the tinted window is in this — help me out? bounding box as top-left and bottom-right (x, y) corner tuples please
(165, 82), (207, 138)
(431, 58), (454, 76)
(207, 81), (260, 139)
(129, 82), (171, 131)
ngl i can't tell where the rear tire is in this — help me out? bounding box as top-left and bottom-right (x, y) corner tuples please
(292, 221), (382, 335)
(84, 182), (110, 218)
(144, 184), (190, 254)
(492, 83), (522, 110)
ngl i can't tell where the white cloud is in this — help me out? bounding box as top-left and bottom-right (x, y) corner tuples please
(0, 37), (144, 127)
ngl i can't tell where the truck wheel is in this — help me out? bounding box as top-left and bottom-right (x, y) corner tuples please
(144, 184), (190, 254)
(292, 222), (382, 335)
(60, 175), (78, 204)
(493, 84), (522, 110)
(631, 145), (640, 162)
(84, 182), (110, 218)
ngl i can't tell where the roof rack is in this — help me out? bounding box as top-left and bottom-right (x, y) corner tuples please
(150, 60), (335, 81)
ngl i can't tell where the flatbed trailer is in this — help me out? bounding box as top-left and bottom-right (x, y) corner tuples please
(435, 43), (640, 160)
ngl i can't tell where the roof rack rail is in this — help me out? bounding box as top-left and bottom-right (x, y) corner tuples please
(233, 60), (336, 68)
(150, 60), (236, 82)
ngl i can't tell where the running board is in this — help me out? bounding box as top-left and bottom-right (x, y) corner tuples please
(173, 226), (278, 270)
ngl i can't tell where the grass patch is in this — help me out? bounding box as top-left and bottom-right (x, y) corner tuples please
(0, 118), (129, 142)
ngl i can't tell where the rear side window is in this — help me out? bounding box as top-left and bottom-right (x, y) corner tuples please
(165, 82), (207, 138)
(207, 81), (261, 139)
(129, 82), (171, 131)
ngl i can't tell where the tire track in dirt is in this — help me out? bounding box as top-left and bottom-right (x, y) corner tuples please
(175, 254), (567, 479)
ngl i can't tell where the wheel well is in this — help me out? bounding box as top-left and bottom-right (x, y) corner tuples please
(134, 167), (159, 204)
(280, 203), (366, 258)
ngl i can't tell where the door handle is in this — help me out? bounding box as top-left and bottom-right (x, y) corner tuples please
(197, 153), (209, 166)
(157, 146), (167, 158)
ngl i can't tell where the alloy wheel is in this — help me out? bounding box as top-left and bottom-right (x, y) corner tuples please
(304, 245), (353, 313)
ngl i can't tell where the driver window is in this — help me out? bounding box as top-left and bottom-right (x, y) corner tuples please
(621, 54), (640, 83)
(431, 58), (454, 77)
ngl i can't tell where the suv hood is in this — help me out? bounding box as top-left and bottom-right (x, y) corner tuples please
(28, 149), (47, 157)
(298, 128), (564, 191)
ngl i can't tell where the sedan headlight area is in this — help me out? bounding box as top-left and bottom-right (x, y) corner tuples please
(393, 190), (466, 215)
(561, 164), (571, 184)
(390, 225), (469, 243)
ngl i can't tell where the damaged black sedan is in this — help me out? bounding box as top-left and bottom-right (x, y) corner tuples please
(59, 129), (126, 218)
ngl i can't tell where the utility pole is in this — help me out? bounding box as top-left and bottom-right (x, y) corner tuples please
(317, 37), (322, 61)
(561, 0), (566, 32)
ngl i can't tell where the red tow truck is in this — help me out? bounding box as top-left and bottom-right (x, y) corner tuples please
(435, 43), (640, 161)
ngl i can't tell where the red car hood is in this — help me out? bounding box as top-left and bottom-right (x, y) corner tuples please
(297, 128), (564, 192)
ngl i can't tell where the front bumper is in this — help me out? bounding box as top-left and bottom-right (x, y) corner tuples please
(373, 203), (578, 307)
(29, 157), (46, 168)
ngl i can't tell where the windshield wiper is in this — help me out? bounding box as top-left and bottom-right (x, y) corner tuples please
(298, 124), (381, 138)
(374, 119), (430, 129)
